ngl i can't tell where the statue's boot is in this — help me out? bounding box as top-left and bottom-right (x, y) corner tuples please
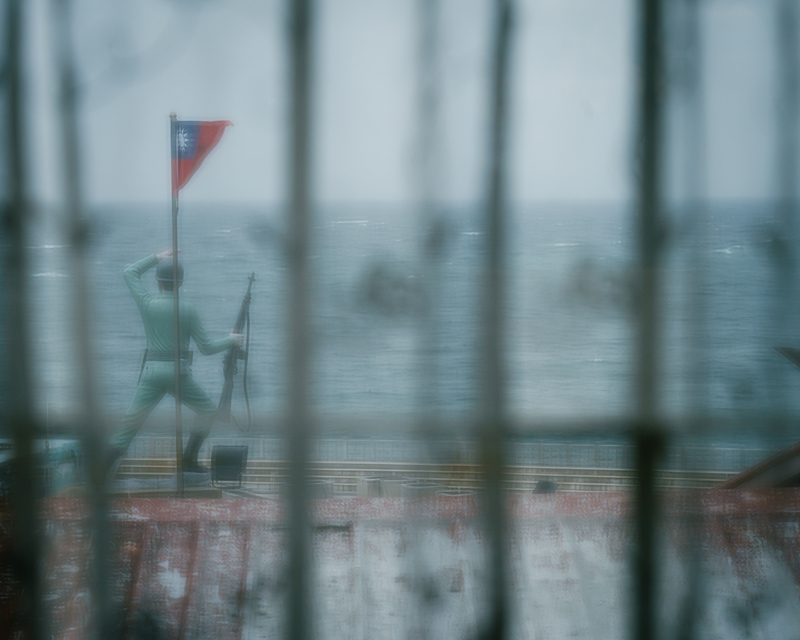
(182, 433), (208, 473)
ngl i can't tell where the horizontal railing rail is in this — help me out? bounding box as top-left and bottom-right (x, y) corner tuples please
(112, 457), (735, 494)
(121, 436), (778, 473)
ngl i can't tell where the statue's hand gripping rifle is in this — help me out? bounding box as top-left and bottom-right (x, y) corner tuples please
(217, 272), (255, 428)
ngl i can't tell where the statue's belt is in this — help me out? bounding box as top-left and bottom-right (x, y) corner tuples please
(145, 350), (193, 365)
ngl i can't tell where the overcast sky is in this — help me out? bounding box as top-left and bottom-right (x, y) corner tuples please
(24, 0), (787, 207)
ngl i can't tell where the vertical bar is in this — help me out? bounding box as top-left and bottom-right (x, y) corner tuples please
(169, 113), (184, 496)
(286, 0), (313, 639)
(416, 0), (441, 429)
(633, 0), (664, 639)
(411, 5), (442, 631)
(481, 1), (512, 638)
(417, 0), (446, 431)
(416, 0), (440, 212)
(3, 0), (43, 638)
(674, 3), (706, 637)
(51, 0), (112, 636)
(677, 0), (708, 430)
(771, 0), (799, 413)
(632, 431), (662, 640)
(636, 0), (663, 424)
(777, 0), (799, 275)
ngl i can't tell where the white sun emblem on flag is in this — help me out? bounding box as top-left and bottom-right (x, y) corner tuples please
(176, 127), (191, 154)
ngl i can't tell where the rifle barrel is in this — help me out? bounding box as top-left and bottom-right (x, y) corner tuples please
(217, 273), (255, 419)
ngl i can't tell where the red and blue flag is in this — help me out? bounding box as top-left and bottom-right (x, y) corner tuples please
(171, 119), (231, 194)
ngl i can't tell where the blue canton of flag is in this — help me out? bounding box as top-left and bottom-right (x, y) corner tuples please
(172, 122), (200, 160)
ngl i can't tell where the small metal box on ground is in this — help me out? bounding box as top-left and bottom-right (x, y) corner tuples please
(211, 445), (248, 487)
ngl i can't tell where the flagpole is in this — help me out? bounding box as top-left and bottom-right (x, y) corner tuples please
(170, 112), (184, 497)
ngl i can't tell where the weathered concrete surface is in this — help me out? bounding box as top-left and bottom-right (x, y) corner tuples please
(1, 491), (800, 639)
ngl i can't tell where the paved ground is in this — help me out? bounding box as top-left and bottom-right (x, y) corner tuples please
(2, 491), (800, 639)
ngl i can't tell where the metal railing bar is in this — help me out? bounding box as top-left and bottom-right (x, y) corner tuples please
(115, 457), (737, 476)
(286, 0), (313, 638)
(670, 0), (709, 423)
(4, 0), (44, 637)
(114, 459), (734, 487)
(672, 1), (707, 638)
(481, 0), (513, 637)
(635, 7), (664, 421)
(415, 0), (443, 429)
(768, 0), (800, 417)
(410, 5), (445, 633)
(633, 0), (666, 639)
(777, 0), (799, 225)
(51, 0), (112, 637)
(27, 412), (800, 439)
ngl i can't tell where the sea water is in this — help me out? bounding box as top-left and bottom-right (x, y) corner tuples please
(22, 201), (800, 448)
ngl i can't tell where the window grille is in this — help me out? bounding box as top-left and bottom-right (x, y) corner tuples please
(2, 0), (800, 639)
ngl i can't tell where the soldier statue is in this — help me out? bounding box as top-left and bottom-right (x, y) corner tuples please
(107, 249), (242, 476)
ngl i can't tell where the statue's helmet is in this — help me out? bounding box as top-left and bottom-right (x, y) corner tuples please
(156, 260), (184, 284)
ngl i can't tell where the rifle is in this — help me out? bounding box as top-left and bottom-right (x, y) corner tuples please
(217, 272), (256, 426)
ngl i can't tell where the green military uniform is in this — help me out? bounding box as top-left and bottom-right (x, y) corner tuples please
(110, 254), (235, 454)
